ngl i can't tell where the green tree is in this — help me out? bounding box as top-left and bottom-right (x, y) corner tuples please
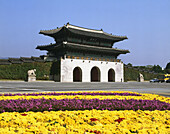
(127, 63), (132, 67)
(165, 62), (170, 73)
(151, 65), (163, 73)
(165, 62), (170, 69)
(146, 65), (153, 68)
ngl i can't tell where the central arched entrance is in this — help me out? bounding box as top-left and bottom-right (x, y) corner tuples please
(73, 67), (82, 82)
(91, 66), (100, 82)
(108, 68), (115, 82)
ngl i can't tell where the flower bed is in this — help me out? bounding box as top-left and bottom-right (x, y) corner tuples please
(1, 98), (170, 112)
(0, 91), (169, 134)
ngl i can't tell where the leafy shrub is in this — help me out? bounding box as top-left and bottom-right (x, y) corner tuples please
(124, 67), (159, 82)
(0, 62), (52, 80)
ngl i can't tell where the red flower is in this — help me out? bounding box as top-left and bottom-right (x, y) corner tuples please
(90, 118), (98, 121)
(21, 113), (27, 116)
(85, 129), (101, 134)
(115, 117), (125, 123)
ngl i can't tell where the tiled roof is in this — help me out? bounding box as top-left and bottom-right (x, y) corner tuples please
(36, 43), (56, 50)
(8, 58), (23, 64)
(0, 59), (11, 65)
(0, 57), (44, 65)
(65, 42), (130, 54)
(36, 41), (129, 55)
(31, 56), (44, 62)
(39, 23), (127, 41)
(20, 57), (34, 63)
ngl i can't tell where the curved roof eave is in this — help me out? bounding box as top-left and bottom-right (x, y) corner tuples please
(38, 23), (128, 41)
(39, 27), (63, 35)
(65, 42), (130, 54)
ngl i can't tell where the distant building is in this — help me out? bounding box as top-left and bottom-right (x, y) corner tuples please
(0, 57), (44, 65)
(36, 23), (129, 82)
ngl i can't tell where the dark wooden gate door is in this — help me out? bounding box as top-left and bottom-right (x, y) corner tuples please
(91, 67), (100, 82)
(108, 69), (115, 82)
(73, 67), (82, 82)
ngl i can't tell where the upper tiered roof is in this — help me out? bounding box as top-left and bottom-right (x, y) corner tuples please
(39, 23), (127, 42)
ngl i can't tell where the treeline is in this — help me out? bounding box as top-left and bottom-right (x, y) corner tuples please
(124, 62), (170, 82)
(124, 67), (159, 82)
(165, 62), (170, 73)
(0, 62), (52, 80)
(126, 63), (170, 74)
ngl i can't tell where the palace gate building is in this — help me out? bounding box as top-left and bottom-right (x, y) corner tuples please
(36, 23), (129, 82)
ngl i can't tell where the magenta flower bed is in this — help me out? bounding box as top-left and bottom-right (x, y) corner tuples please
(0, 98), (169, 113)
(0, 92), (141, 96)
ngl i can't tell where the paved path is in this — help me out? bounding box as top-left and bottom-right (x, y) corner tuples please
(0, 81), (170, 97)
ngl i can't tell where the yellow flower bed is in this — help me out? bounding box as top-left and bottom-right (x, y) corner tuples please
(0, 91), (169, 103)
(0, 109), (169, 134)
(0, 91), (169, 134)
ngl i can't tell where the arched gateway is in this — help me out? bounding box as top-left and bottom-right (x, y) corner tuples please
(73, 67), (82, 82)
(108, 69), (115, 82)
(36, 23), (129, 82)
(91, 67), (100, 82)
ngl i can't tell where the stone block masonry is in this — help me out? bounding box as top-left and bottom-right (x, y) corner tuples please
(60, 58), (124, 82)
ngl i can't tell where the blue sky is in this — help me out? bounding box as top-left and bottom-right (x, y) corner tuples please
(0, 0), (170, 67)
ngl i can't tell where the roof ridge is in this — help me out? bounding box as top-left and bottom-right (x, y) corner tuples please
(66, 23), (103, 33)
(20, 57), (32, 59)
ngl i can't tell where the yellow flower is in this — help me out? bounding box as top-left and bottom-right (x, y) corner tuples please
(0, 91), (169, 133)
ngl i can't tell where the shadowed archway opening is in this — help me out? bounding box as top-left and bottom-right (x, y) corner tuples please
(91, 66), (100, 82)
(73, 67), (82, 82)
(108, 68), (115, 82)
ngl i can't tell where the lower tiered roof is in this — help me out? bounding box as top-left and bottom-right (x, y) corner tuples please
(36, 41), (129, 55)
